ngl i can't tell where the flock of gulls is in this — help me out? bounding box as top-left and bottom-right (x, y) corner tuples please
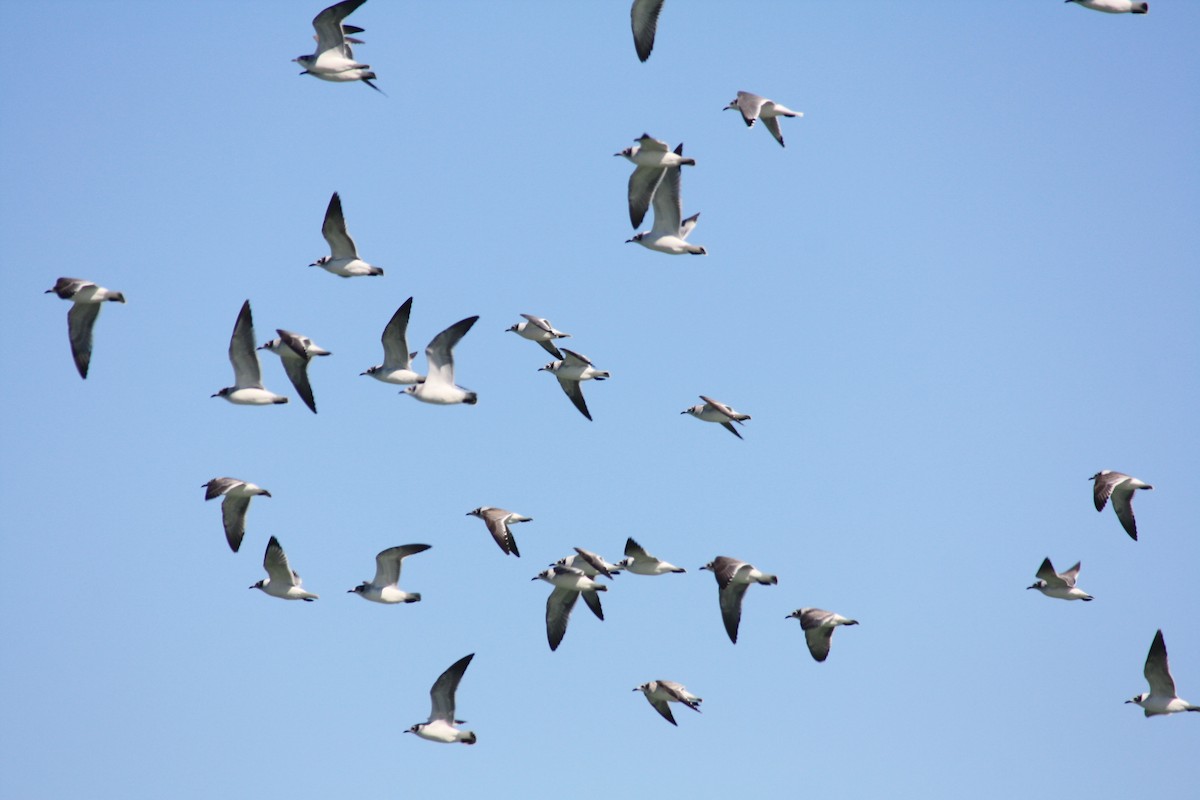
(44, 0), (1191, 746)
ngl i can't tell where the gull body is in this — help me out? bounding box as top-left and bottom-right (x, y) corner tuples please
(626, 144), (705, 255)
(407, 653), (477, 744)
(466, 507), (531, 557)
(533, 565), (608, 651)
(539, 349), (610, 421)
(614, 537), (685, 575)
(700, 556), (777, 644)
(1066, 0), (1148, 13)
(212, 300), (288, 405)
(250, 537), (318, 601)
(1127, 630), (1198, 716)
(724, 91), (803, 147)
(786, 608), (859, 663)
(202, 477), (270, 553)
(507, 314), (571, 359)
(630, 0), (665, 61)
(310, 192), (383, 277)
(681, 396), (751, 439)
(45, 277), (126, 379)
(349, 544), (431, 603)
(615, 135), (695, 229)
(402, 316), (479, 404)
(1091, 470), (1152, 541)
(634, 680), (702, 726)
(1027, 558), (1093, 601)
(362, 297), (424, 385)
(258, 329), (331, 414)
(293, 0), (381, 91)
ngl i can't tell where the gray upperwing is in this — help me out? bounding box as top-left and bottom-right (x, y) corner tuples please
(380, 298), (415, 370)
(718, 582), (749, 644)
(203, 477), (240, 501)
(425, 316), (478, 388)
(429, 653), (474, 722)
(628, 165), (666, 229)
(649, 697), (677, 725)
(312, 0), (368, 57)
(558, 378), (592, 421)
(281, 353), (318, 413)
(762, 115), (786, 147)
(546, 587), (580, 651)
(1144, 630), (1177, 698)
(221, 495), (252, 553)
(630, 0), (664, 62)
(229, 300), (263, 388)
(66, 302), (101, 379)
(321, 192), (359, 260)
(537, 338), (565, 360)
(720, 421), (743, 440)
(582, 589), (605, 621)
(263, 536), (296, 585)
(649, 161), (683, 236)
(805, 626), (835, 662)
(1034, 558), (1065, 588)
(1110, 483), (1139, 541)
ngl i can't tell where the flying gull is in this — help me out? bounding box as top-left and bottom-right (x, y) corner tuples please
(1126, 630), (1197, 716)
(1066, 1), (1148, 13)
(44, 278), (125, 379)
(361, 297), (424, 385)
(258, 329), (331, 414)
(202, 477), (271, 553)
(614, 537), (686, 575)
(615, 134), (695, 229)
(1091, 470), (1152, 541)
(507, 314), (572, 359)
(626, 144), (706, 255)
(681, 396), (751, 439)
(1027, 558), (1093, 602)
(293, 0), (381, 92)
(533, 565), (608, 651)
(349, 544), (432, 603)
(212, 300), (288, 405)
(407, 653), (478, 743)
(250, 537), (319, 601)
(786, 608), (859, 662)
(700, 556), (777, 643)
(634, 680), (702, 726)
(539, 349), (610, 421)
(402, 316), (479, 405)
(310, 192), (384, 277)
(724, 92), (803, 148)
(466, 507), (531, 557)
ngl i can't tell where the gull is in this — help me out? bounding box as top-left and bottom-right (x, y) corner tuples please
(212, 300), (288, 405)
(630, 0), (665, 62)
(402, 316), (479, 405)
(554, 548), (621, 622)
(626, 145), (706, 255)
(533, 565), (608, 651)
(614, 134), (695, 229)
(1066, 1), (1148, 13)
(361, 297), (424, 385)
(614, 537), (685, 575)
(258, 329), (331, 414)
(349, 544), (432, 603)
(1126, 630), (1198, 716)
(1091, 470), (1153, 541)
(700, 556), (777, 644)
(407, 653), (478, 744)
(293, 0), (381, 92)
(310, 192), (383, 278)
(724, 91), (803, 148)
(466, 507), (531, 557)
(681, 396), (751, 439)
(507, 314), (572, 359)
(44, 278), (125, 379)
(786, 608), (859, 663)
(1027, 558), (1093, 602)
(634, 681), (702, 726)
(539, 349), (610, 421)
(202, 477), (271, 553)
(250, 537), (318, 601)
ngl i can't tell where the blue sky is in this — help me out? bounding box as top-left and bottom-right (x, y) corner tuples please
(1, 1), (1197, 797)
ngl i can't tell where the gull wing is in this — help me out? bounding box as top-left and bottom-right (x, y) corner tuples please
(804, 625), (836, 662)
(557, 378), (592, 421)
(1059, 561), (1082, 588)
(429, 653), (474, 723)
(707, 556), (744, 590)
(718, 581), (750, 644)
(1092, 471), (1129, 512)
(625, 537), (650, 559)
(546, 587), (580, 651)
(628, 165), (667, 229)
(734, 91), (766, 126)
(699, 396), (743, 422)
(761, 115), (787, 147)
(634, 134), (669, 153)
(658, 681), (701, 710)
(66, 302), (101, 379)
(648, 695), (677, 725)
(482, 509), (520, 557)
(312, 0), (367, 58)
(321, 192), (359, 260)
(279, 352), (317, 413)
(423, 316), (478, 389)
(574, 547), (617, 578)
(581, 589), (605, 621)
(559, 349), (593, 367)
(537, 339), (565, 359)
(519, 314), (555, 334)
(719, 422), (743, 439)
(229, 300), (263, 388)
(373, 543), (432, 587)
(1110, 482), (1140, 541)
(203, 477), (240, 501)
(380, 298), (416, 371)
(1144, 630), (1177, 698)
(630, 0), (664, 62)
(649, 160), (683, 237)
(221, 495), (252, 553)
(48, 277), (92, 299)
(263, 536), (299, 587)
(1035, 558), (1068, 589)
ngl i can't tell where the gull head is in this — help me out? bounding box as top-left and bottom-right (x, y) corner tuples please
(1026, 581), (1046, 591)
(401, 386), (418, 398)
(723, 99), (739, 111)
(681, 405), (702, 416)
(506, 323), (521, 333)
(360, 366), (378, 376)
(626, 233), (646, 244)
(249, 580), (266, 591)
(405, 724), (421, 734)
(538, 361), (562, 373)
(614, 146), (636, 159)
(211, 387), (232, 399)
(309, 255), (331, 267)
(348, 583), (367, 595)
(1126, 693), (1148, 706)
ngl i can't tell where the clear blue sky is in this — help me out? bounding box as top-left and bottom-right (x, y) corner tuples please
(1, 1), (1197, 797)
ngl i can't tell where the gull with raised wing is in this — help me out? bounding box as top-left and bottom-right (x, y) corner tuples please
(1027, 558), (1093, 602)
(533, 565), (608, 651)
(615, 135), (695, 229)
(258, 330), (331, 414)
(293, 0), (381, 92)
(310, 192), (383, 277)
(507, 314), (572, 359)
(724, 91), (803, 148)
(634, 681), (702, 726)
(402, 316), (479, 405)
(1126, 630), (1197, 716)
(630, 0), (666, 61)
(539, 349), (610, 421)
(361, 297), (423, 385)
(407, 654), (478, 744)
(1066, 1), (1148, 14)
(614, 537), (686, 575)
(466, 507), (531, 557)
(700, 556), (777, 644)
(1091, 470), (1153, 541)
(202, 477), (270, 553)
(45, 278), (125, 379)
(555, 548), (621, 622)
(786, 608), (859, 663)
(250, 537), (318, 601)
(682, 396), (751, 439)
(349, 544), (432, 603)
(626, 145), (705, 255)
(212, 301), (288, 405)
